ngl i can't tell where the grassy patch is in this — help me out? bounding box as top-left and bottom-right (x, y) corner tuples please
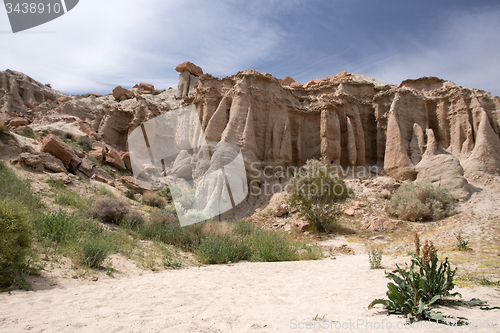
(43, 177), (90, 210)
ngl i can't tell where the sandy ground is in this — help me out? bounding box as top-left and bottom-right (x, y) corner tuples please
(1, 239), (499, 333)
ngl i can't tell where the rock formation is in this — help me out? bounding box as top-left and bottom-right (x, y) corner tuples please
(1, 67), (499, 216)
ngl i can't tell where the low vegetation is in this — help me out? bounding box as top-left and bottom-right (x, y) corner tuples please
(0, 123), (10, 143)
(287, 159), (352, 233)
(368, 247), (383, 269)
(369, 233), (460, 322)
(386, 182), (455, 222)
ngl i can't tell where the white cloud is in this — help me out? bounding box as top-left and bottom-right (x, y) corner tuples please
(0, 0), (285, 94)
(359, 7), (500, 96)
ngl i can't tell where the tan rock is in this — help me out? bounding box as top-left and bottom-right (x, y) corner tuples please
(39, 152), (67, 173)
(9, 117), (29, 127)
(291, 220), (309, 232)
(104, 145), (126, 170)
(89, 147), (104, 164)
(280, 76), (295, 86)
(42, 134), (78, 169)
(275, 204), (289, 217)
(18, 152), (44, 171)
(112, 86), (134, 101)
(362, 217), (395, 232)
(133, 82), (155, 92)
(120, 151), (132, 171)
(344, 208), (355, 216)
(78, 158), (95, 177)
(290, 82), (303, 89)
(175, 61), (203, 77)
(57, 96), (70, 103)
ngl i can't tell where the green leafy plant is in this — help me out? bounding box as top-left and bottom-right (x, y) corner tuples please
(368, 247), (383, 269)
(287, 159), (352, 232)
(456, 233), (470, 251)
(33, 210), (79, 246)
(0, 201), (32, 290)
(197, 234), (250, 264)
(369, 233), (460, 322)
(386, 182), (455, 222)
(81, 236), (111, 268)
(15, 126), (36, 139)
(76, 136), (93, 152)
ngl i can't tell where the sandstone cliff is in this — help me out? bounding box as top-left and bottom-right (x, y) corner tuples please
(1, 67), (500, 218)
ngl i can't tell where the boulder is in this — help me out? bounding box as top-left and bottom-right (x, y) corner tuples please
(171, 150), (192, 178)
(274, 204), (289, 217)
(104, 145), (126, 170)
(291, 220), (309, 232)
(133, 82), (155, 92)
(89, 147), (104, 163)
(42, 134), (78, 169)
(9, 117), (29, 127)
(120, 151), (132, 171)
(344, 208), (355, 216)
(416, 154), (471, 201)
(112, 86), (135, 101)
(290, 82), (303, 89)
(39, 152), (67, 173)
(362, 217), (396, 233)
(18, 152), (44, 171)
(175, 61), (203, 77)
(280, 76), (295, 86)
(78, 158), (95, 177)
(119, 176), (149, 195)
(57, 96), (70, 103)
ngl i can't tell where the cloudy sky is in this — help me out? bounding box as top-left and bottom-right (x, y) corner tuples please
(1, 0), (499, 96)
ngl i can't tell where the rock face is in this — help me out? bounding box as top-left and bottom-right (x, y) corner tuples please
(1, 68), (500, 217)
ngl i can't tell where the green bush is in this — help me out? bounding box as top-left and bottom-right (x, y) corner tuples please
(369, 234), (460, 322)
(0, 124), (11, 143)
(33, 210), (79, 245)
(76, 136), (93, 152)
(16, 126), (36, 139)
(140, 216), (203, 251)
(287, 159), (351, 232)
(368, 248), (383, 269)
(122, 212), (144, 230)
(0, 201), (32, 290)
(0, 161), (43, 211)
(251, 229), (298, 262)
(142, 192), (166, 208)
(197, 234), (250, 264)
(81, 236), (111, 268)
(157, 186), (173, 203)
(91, 197), (128, 224)
(386, 182), (455, 222)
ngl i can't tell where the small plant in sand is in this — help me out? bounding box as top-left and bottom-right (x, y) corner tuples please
(369, 233), (460, 322)
(287, 159), (352, 233)
(386, 182), (455, 222)
(456, 233), (470, 251)
(368, 247), (383, 269)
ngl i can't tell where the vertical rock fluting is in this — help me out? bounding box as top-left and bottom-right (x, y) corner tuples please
(192, 72), (500, 187)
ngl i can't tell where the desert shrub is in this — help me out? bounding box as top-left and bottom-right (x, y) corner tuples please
(157, 186), (173, 203)
(369, 233), (460, 322)
(91, 197), (128, 224)
(16, 126), (36, 139)
(287, 159), (352, 232)
(386, 182), (455, 222)
(50, 128), (64, 137)
(76, 136), (93, 152)
(197, 234), (250, 264)
(233, 220), (257, 237)
(142, 191), (166, 209)
(0, 201), (32, 290)
(122, 212), (145, 230)
(94, 184), (116, 199)
(0, 124), (11, 143)
(81, 236), (111, 268)
(250, 229), (298, 262)
(62, 131), (74, 141)
(368, 247), (383, 269)
(0, 161), (42, 211)
(33, 210), (79, 245)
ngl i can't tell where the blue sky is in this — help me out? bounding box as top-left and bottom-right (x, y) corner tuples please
(1, 0), (499, 96)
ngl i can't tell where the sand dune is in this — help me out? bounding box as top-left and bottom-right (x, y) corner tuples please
(1, 241), (499, 333)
